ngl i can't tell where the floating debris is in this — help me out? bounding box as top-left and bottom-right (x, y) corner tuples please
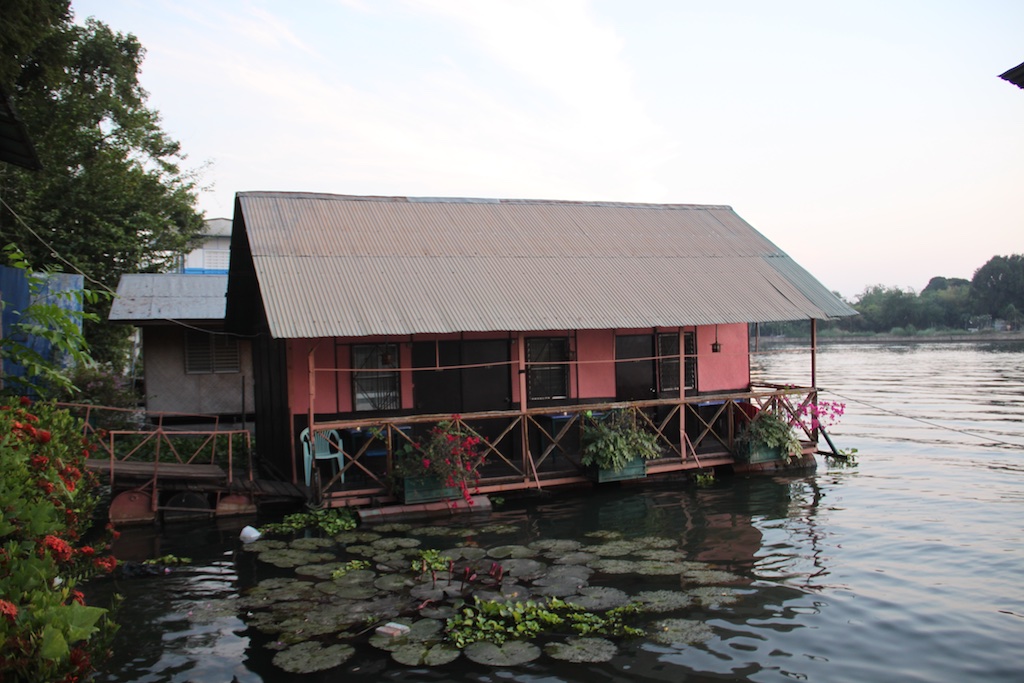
(545, 637), (617, 663)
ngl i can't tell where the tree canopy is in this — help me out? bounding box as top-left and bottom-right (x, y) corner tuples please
(0, 1), (205, 367)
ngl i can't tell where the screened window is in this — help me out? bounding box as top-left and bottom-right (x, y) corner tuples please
(683, 331), (696, 390)
(526, 337), (569, 401)
(352, 344), (400, 411)
(185, 330), (240, 374)
(657, 333), (680, 393)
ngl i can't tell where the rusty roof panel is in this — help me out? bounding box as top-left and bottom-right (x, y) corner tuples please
(231, 192), (856, 339)
(110, 274), (227, 322)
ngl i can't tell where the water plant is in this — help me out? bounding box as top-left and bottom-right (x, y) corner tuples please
(580, 409), (663, 473)
(331, 559), (371, 579)
(259, 507), (357, 536)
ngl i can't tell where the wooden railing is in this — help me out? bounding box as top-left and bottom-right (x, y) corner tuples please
(307, 384), (819, 504)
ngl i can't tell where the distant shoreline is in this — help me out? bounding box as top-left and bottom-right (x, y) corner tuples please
(754, 331), (1024, 345)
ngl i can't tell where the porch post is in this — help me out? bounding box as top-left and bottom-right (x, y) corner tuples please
(517, 333), (530, 478)
(306, 344), (317, 485)
(810, 319), (818, 389)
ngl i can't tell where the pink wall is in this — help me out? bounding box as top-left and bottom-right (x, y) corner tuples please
(576, 329), (615, 399)
(695, 323), (750, 393)
(287, 324), (752, 417)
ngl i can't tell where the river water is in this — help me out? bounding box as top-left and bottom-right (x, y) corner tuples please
(89, 343), (1024, 683)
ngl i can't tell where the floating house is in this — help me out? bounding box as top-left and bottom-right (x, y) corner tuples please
(226, 192), (855, 508)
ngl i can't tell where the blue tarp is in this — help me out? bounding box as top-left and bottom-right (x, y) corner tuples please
(1, 265), (84, 388)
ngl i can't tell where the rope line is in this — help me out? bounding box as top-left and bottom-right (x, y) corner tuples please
(821, 389), (1024, 449)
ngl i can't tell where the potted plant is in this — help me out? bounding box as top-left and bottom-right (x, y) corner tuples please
(735, 409), (802, 464)
(395, 416), (485, 505)
(580, 409), (663, 482)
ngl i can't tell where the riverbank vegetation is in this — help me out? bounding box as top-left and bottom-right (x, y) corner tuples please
(759, 254), (1024, 338)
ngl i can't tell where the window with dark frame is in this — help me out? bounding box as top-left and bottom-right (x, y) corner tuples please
(184, 330), (241, 374)
(352, 343), (400, 411)
(657, 333), (680, 393)
(526, 337), (569, 401)
(683, 331), (697, 390)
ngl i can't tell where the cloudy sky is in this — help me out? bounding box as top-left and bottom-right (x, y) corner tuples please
(72, 0), (1023, 299)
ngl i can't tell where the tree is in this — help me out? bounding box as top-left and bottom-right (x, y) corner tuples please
(0, 4), (205, 367)
(971, 255), (1024, 319)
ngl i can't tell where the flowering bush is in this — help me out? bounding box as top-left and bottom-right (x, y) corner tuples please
(396, 416), (485, 505)
(0, 398), (119, 682)
(792, 398), (846, 432)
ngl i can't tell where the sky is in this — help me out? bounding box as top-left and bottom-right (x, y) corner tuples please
(71, 0), (1024, 300)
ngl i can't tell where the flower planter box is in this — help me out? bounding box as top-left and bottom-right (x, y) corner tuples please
(401, 476), (461, 504)
(743, 445), (783, 464)
(589, 457), (647, 483)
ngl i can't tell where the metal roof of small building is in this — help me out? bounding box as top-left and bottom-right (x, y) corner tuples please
(110, 274), (227, 323)
(229, 192), (856, 339)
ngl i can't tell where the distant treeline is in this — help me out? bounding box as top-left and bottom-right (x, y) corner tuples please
(761, 254), (1024, 337)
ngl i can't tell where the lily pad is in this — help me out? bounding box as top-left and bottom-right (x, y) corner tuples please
(271, 641), (355, 673)
(648, 618), (715, 646)
(316, 581), (378, 600)
(464, 640), (541, 666)
(372, 537), (422, 551)
(584, 530), (623, 540)
(639, 549), (688, 562)
(258, 548), (334, 568)
(634, 590), (693, 613)
(375, 573), (415, 592)
(240, 539), (287, 553)
(529, 539), (582, 554)
(633, 536), (677, 549)
(290, 536), (335, 550)
(392, 642), (460, 666)
(687, 586), (742, 608)
(587, 540), (641, 557)
(545, 637), (617, 663)
(501, 558), (546, 580)
(487, 545), (534, 559)
(588, 558), (639, 574)
(442, 546), (488, 561)
(680, 567), (742, 585)
(567, 586), (630, 611)
(368, 618), (443, 651)
(555, 551), (599, 565)
(476, 523), (521, 535)
(370, 522), (413, 533)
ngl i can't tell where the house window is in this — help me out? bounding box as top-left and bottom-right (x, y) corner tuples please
(657, 333), (680, 393)
(352, 344), (400, 411)
(526, 337), (569, 401)
(683, 331), (696, 390)
(657, 332), (696, 392)
(184, 330), (240, 374)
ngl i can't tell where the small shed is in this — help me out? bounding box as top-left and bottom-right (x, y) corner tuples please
(110, 273), (254, 418)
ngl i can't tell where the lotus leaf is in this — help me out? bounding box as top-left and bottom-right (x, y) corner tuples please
(392, 643), (461, 666)
(370, 522), (413, 533)
(374, 573), (415, 592)
(442, 546), (488, 561)
(529, 538), (582, 554)
(240, 539), (287, 553)
(464, 640), (541, 666)
(271, 641), (355, 673)
(648, 618), (715, 646)
(487, 544), (534, 559)
(588, 558), (639, 574)
(634, 590), (693, 613)
(501, 558), (546, 579)
(372, 537), (422, 551)
(687, 586), (743, 607)
(544, 637), (617, 663)
(554, 551), (599, 565)
(680, 568), (742, 585)
(567, 586), (630, 611)
(290, 537), (335, 550)
(316, 580), (378, 600)
(258, 548), (334, 568)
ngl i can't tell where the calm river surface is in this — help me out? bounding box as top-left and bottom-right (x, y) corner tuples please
(89, 343), (1024, 682)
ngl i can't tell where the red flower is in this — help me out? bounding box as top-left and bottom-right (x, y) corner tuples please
(43, 535), (73, 562)
(38, 479), (55, 495)
(0, 599), (17, 622)
(70, 590), (85, 605)
(19, 396), (31, 406)
(30, 454), (50, 470)
(36, 429), (52, 444)
(94, 556), (117, 573)
(78, 545), (95, 558)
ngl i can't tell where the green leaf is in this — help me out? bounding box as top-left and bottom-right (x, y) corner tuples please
(40, 624), (69, 660)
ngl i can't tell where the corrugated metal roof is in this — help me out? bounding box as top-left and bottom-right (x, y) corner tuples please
(110, 274), (227, 322)
(1000, 60), (1024, 89)
(230, 192), (856, 339)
